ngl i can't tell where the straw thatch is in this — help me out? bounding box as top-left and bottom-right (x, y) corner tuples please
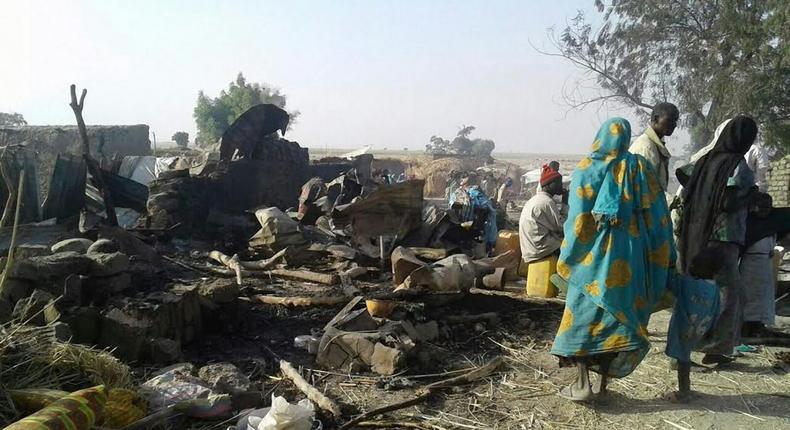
(0, 320), (133, 424)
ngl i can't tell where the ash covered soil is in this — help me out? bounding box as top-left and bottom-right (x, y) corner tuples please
(176, 270), (790, 429)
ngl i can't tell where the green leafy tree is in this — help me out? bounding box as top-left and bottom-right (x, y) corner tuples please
(425, 126), (496, 158)
(172, 131), (189, 148)
(193, 73), (299, 147)
(426, 135), (451, 154)
(0, 112), (27, 126)
(540, 0), (789, 153)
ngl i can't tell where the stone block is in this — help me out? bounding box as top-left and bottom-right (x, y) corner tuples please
(14, 245), (52, 259)
(198, 362), (252, 393)
(51, 238), (94, 254)
(370, 343), (406, 375)
(147, 337), (182, 364)
(98, 308), (152, 362)
(88, 252), (130, 277)
(85, 272), (132, 300)
(117, 286), (202, 345)
(198, 280), (239, 304)
(12, 252), (92, 284)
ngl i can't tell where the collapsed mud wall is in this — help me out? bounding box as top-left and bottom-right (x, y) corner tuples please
(147, 137), (310, 234)
(768, 155), (790, 207)
(0, 125), (151, 198)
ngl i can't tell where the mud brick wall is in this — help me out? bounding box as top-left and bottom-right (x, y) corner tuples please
(147, 137), (310, 235)
(0, 125), (151, 198)
(768, 155), (790, 207)
(209, 137), (309, 212)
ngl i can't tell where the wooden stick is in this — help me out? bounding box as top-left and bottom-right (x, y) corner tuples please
(69, 84), (118, 226)
(339, 356), (503, 429)
(0, 170), (24, 298)
(355, 421), (430, 429)
(267, 268), (339, 285)
(253, 295), (347, 307)
(279, 359), (342, 417)
(468, 287), (565, 305)
(425, 356), (502, 389)
(339, 391), (431, 430)
(208, 251), (243, 284)
(238, 248), (287, 270)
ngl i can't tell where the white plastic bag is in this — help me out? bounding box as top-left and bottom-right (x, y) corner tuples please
(254, 395), (315, 430)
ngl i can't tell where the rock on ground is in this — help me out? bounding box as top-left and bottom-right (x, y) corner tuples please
(371, 343), (406, 375)
(11, 252), (93, 285)
(51, 238), (94, 254)
(87, 238), (120, 255)
(198, 362), (252, 393)
(88, 252), (130, 277)
(198, 280), (240, 304)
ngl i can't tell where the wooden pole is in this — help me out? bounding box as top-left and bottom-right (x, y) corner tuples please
(69, 84), (118, 226)
(0, 170), (25, 297)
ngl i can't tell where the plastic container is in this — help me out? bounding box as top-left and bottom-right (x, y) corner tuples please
(494, 230), (521, 279)
(526, 255), (558, 298)
(366, 299), (396, 318)
(494, 230), (521, 256)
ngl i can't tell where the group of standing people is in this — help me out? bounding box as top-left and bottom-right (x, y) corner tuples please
(548, 103), (783, 402)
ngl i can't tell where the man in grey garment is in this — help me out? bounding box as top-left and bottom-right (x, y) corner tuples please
(629, 102), (679, 191)
(519, 166), (567, 263)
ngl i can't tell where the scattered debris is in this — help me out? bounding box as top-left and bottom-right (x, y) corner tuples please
(280, 359), (341, 417)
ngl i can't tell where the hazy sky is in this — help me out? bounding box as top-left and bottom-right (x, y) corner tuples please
(1, 1), (676, 154)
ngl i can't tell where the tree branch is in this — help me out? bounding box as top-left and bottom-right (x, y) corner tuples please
(69, 84), (118, 226)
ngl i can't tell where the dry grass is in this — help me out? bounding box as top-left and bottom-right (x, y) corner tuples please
(318, 310), (790, 430)
(0, 320), (133, 424)
(410, 311), (790, 430)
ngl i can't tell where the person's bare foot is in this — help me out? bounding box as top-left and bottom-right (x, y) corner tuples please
(662, 390), (692, 403)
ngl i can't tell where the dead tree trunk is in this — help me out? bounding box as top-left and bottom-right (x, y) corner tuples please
(69, 84), (118, 226)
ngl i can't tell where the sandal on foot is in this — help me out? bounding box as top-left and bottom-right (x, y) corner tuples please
(558, 383), (595, 402)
